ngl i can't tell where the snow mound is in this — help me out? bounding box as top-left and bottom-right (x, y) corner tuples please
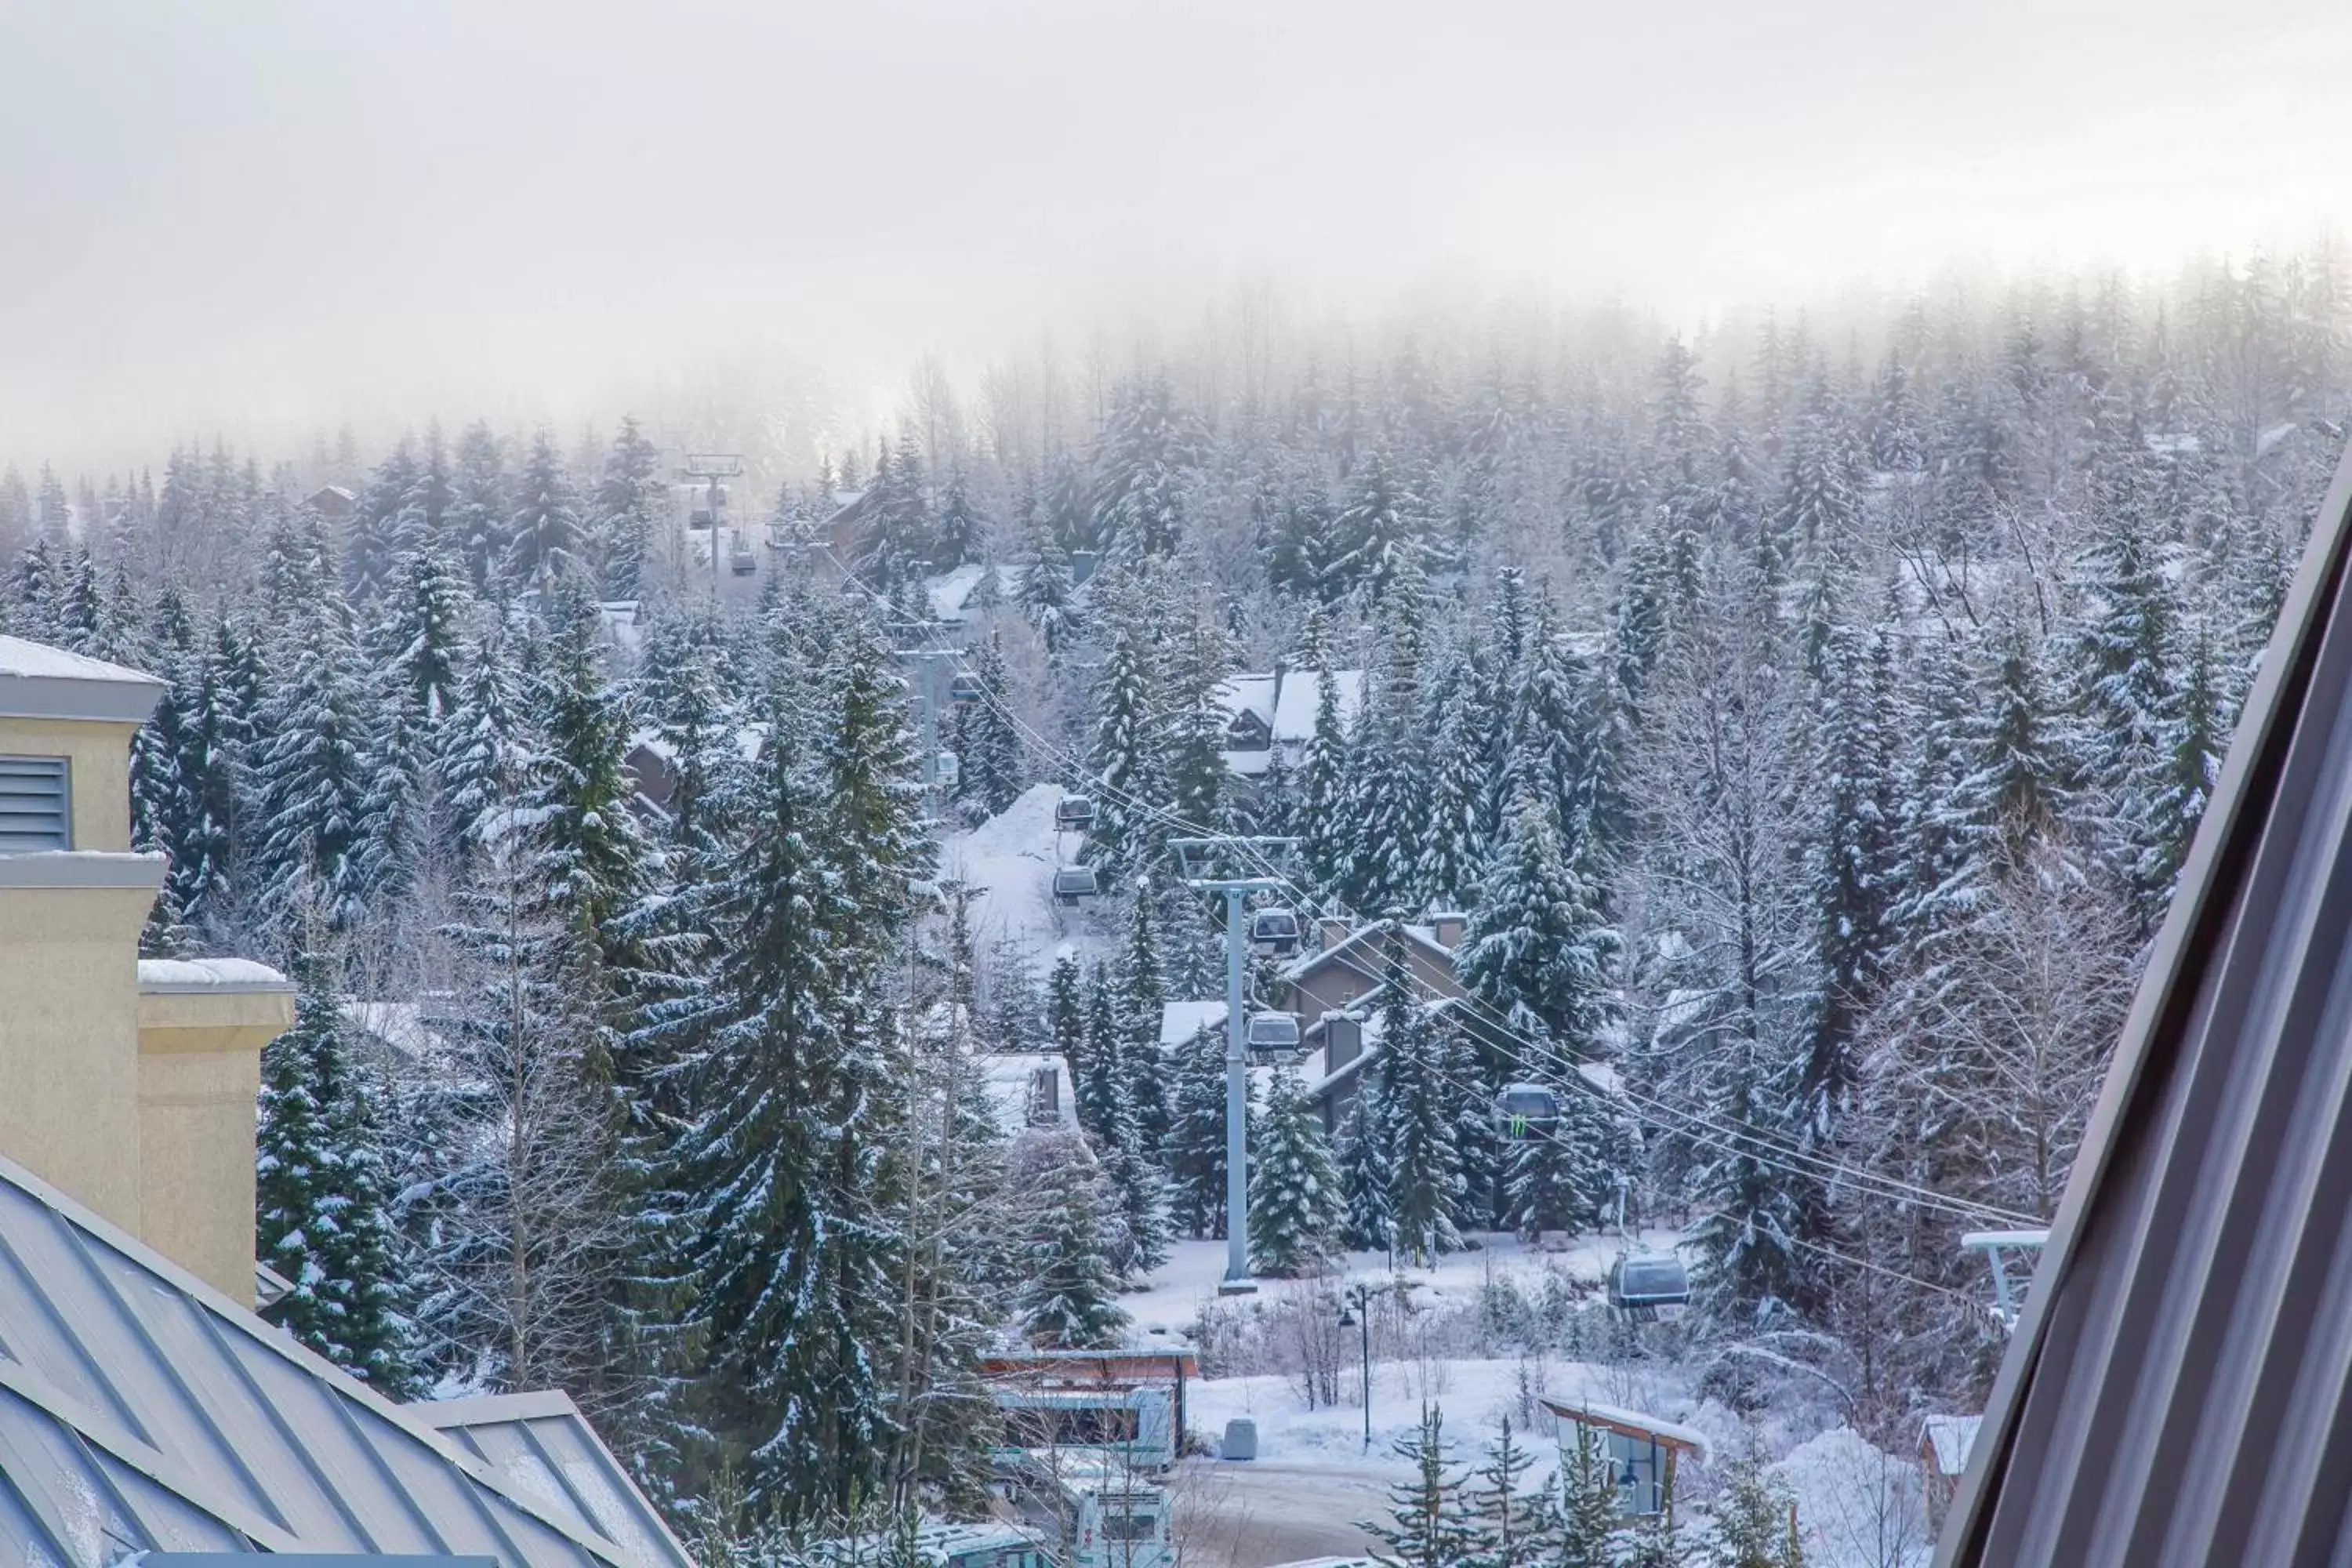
(1772, 1426), (1931, 1568)
(940, 783), (1106, 960)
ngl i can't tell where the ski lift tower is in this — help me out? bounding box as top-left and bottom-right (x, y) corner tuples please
(1168, 836), (1301, 1294)
(676, 453), (744, 598)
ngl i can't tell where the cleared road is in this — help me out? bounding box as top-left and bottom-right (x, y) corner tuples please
(1171, 1458), (1386, 1568)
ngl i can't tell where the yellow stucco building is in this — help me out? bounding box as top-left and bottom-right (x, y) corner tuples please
(0, 635), (292, 1303)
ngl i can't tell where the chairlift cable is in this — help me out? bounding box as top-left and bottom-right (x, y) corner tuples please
(834, 562), (2038, 1230)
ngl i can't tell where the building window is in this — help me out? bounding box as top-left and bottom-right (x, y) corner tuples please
(0, 757), (69, 852)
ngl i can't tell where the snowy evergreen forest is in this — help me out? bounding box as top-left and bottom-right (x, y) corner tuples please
(1, 250), (2345, 1552)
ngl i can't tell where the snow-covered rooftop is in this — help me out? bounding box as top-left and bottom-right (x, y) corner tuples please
(0, 635), (166, 723)
(1214, 670), (1363, 746)
(136, 956), (292, 993)
(1279, 917), (1458, 985)
(1541, 1397), (1712, 1460)
(982, 1052), (1077, 1135)
(925, 561), (1018, 622)
(1160, 1000), (1228, 1047)
(342, 999), (453, 1061)
(1921, 1413), (1983, 1476)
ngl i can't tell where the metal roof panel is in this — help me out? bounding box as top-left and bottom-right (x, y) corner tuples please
(1940, 434), (2352, 1566)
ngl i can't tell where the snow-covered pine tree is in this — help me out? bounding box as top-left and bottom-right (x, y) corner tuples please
(1701, 1430), (1802, 1568)
(1770, 373), (1863, 565)
(1011, 1131), (1131, 1348)
(448, 421), (510, 593)
(1462, 1415), (1547, 1568)
(858, 434), (934, 586)
(1415, 671), (1489, 911)
(1360, 1405), (1479, 1568)
(386, 539), (472, 739)
(1248, 1062), (1342, 1276)
(1503, 1082), (1609, 1242)
(2143, 612), (2224, 909)
(2074, 423), (2178, 921)
(347, 440), (422, 601)
(249, 592), (387, 938)
(1323, 440), (1442, 602)
(435, 612), (538, 869)
(1374, 956), (1465, 1265)
(1552, 1422), (1626, 1568)
(1297, 622), (1353, 897)
(1116, 881), (1172, 1150)
(1047, 949), (1087, 1081)
(591, 416), (664, 601)
(1100, 1126), (1174, 1280)
(665, 712), (894, 1517)
(256, 937), (414, 1396)
(506, 430), (585, 595)
(1076, 964), (1128, 1145)
(1014, 493), (1076, 653)
(1447, 1023), (1504, 1234)
(1338, 1079), (1393, 1252)
(931, 461), (985, 569)
(1800, 617), (1899, 1146)
(954, 629), (1023, 816)
(1087, 566), (1166, 879)
(165, 612), (257, 938)
(1161, 612), (1232, 834)
(1091, 373), (1203, 562)
(532, 584), (659, 988)
(1166, 1022), (1233, 1237)
(631, 602), (744, 857)
(1501, 604), (1593, 844)
(1460, 792), (1619, 1044)
(1335, 570), (1431, 913)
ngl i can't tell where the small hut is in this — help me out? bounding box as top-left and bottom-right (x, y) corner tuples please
(1541, 1398), (1711, 1517)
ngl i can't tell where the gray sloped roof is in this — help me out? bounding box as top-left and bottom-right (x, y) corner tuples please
(419, 1392), (688, 1568)
(1940, 438), (2352, 1565)
(0, 1150), (676, 1568)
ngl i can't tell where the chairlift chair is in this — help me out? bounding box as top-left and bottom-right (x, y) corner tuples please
(1247, 906), (1302, 958)
(1055, 794), (1098, 832)
(1493, 1082), (1563, 1142)
(1607, 1251), (1691, 1322)
(1243, 1011), (1302, 1058)
(1052, 865), (1100, 906)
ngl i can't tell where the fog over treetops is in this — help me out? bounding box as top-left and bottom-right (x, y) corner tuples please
(7, 0), (2352, 474)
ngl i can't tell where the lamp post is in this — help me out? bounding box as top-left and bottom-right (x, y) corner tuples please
(1340, 1283), (1374, 1452)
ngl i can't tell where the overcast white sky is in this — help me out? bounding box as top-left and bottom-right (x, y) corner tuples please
(5, 0), (2351, 470)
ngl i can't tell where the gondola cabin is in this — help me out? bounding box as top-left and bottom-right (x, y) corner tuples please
(951, 671), (983, 703)
(1055, 794), (1098, 831)
(1247, 907), (1301, 957)
(1243, 1011), (1301, 1058)
(1607, 1250), (1691, 1321)
(1494, 1082), (1563, 1141)
(1052, 865), (1100, 906)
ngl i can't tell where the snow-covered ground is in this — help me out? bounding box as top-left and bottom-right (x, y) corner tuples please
(1123, 1232), (1682, 1344)
(1129, 1238), (1931, 1568)
(939, 783), (1116, 963)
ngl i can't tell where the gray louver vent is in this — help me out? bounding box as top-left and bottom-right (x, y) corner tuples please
(0, 756), (69, 852)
